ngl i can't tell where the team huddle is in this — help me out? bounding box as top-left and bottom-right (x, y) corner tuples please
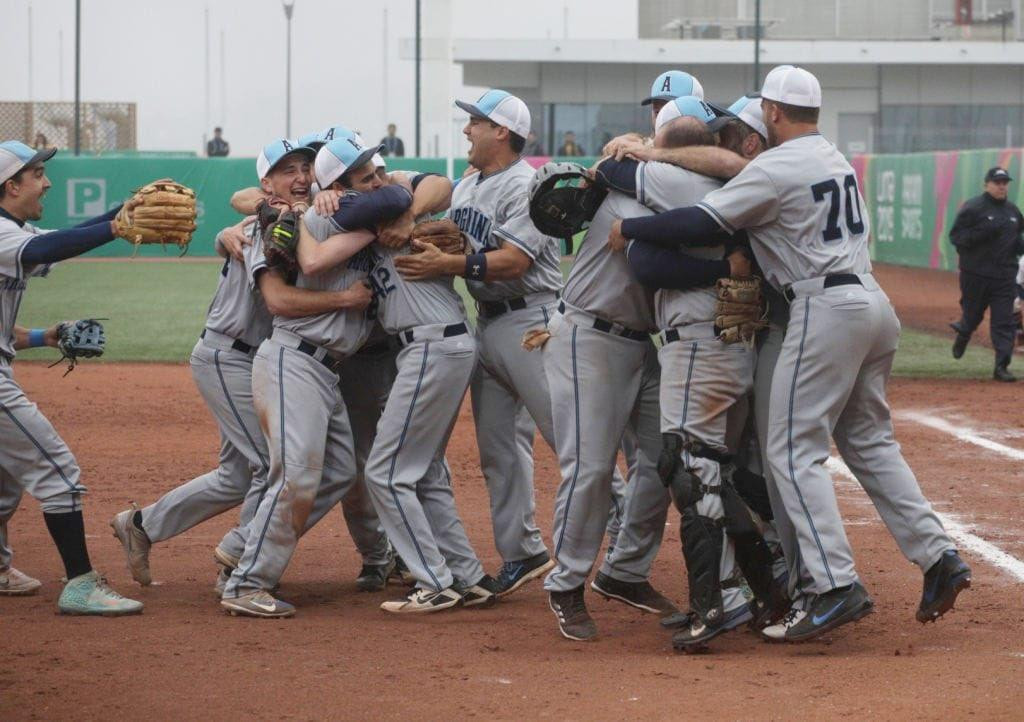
(0, 64), (972, 652)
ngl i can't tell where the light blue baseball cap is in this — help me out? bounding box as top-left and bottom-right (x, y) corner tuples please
(256, 138), (316, 180)
(314, 135), (384, 188)
(642, 70), (704, 106)
(455, 89), (531, 138)
(654, 95), (732, 134)
(727, 93), (768, 140)
(0, 140), (56, 185)
(297, 130), (321, 148)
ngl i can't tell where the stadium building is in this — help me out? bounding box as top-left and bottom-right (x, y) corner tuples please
(443, 0), (1024, 158)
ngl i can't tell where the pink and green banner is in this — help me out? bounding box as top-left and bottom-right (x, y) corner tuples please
(855, 147), (1024, 270)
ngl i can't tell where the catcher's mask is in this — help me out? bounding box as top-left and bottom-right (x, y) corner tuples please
(528, 162), (607, 253)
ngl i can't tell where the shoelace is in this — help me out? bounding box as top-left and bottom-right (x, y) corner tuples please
(780, 608), (802, 626)
(96, 578), (126, 600)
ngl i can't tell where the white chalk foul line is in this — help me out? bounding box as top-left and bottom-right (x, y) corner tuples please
(898, 411), (1024, 462)
(825, 456), (1024, 583)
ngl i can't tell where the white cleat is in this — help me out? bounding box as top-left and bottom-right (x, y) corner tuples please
(380, 587), (462, 614)
(110, 503), (152, 585)
(221, 590), (295, 618)
(0, 567), (43, 596)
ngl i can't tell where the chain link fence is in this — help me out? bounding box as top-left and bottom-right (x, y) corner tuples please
(0, 101), (136, 153)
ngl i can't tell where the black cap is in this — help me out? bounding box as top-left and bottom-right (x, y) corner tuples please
(985, 167), (1012, 183)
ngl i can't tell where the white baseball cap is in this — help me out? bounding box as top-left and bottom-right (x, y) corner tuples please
(257, 138), (316, 180)
(642, 70), (704, 106)
(0, 140), (56, 185)
(727, 94), (768, 140)
(760, 65), (821, 109)
(315, 136), (384, 188)
(654, 96), (732, 134)
(455, 89), (531, 139)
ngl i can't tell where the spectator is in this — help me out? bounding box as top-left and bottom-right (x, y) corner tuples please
(556, 130), (584, 157)
(207, 127), (230, 157)
(949, 166), (1024, 381)
(33, 132), (52, 151)
(523, 130), (543, 156)
(380, 124), (405, 157)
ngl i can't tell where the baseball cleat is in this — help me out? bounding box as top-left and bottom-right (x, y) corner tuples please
(58, 571), (144, 616)
(0, 567), (42, 596)
(213, 568), (230, 598)
(495, 551), (554, 597)
(387, 554), (416, 586)
(214, 545), (240, 571)
(783, 582), (874, 642)
(356, 556), (397, 593)
(221, 590), (295, 618)
(671, 604), (754, 653)
(761, 605), (807, 642)
(590, 571), (679, 616)
(457, 574), (499, 608)
(110, 503), (152, 585)
(548, 586), (597, 641)
(380, 586), (462, 614)
(917, 550), (971, 623)
(993, 365), (1017, 382)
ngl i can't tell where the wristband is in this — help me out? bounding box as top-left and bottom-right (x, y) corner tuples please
(464, 253), (487, 280)
(28, 329), (47, 348)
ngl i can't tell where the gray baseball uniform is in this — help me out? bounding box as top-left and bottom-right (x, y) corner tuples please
(543, 185), (663, 593)
(360, 226), (484, 591)
(0, 216), (84, 570)
(450, 160), (626, 565)
(223, 213), (373, 597)
(698, 132), (954, 594)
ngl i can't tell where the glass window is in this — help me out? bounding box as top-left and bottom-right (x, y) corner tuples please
(544, 103), (650, 156)
(880, 105), (1023, 153)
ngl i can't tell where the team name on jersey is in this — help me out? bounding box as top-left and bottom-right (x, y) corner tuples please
(450, 206), (494, 249)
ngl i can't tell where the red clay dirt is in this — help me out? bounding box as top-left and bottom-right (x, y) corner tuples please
(4, 265), (1024, 720)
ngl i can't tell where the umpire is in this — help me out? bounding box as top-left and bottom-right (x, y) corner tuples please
(950, 166), (1024, 381)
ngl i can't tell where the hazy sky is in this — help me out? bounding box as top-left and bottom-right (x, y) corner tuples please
(0, 0), (636, 156)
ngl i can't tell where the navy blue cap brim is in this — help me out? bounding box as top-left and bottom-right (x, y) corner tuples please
(341, 147), (385, 180)
(455, 99), (489, 120)
(641, 95), (675, 107)
(266, 146), (316, 176)
(25, 147), (57, 166)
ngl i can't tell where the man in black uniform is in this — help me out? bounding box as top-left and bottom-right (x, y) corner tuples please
(950, 166), (1024, 382)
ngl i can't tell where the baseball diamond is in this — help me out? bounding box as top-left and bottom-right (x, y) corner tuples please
(3, 51), (1023, 719)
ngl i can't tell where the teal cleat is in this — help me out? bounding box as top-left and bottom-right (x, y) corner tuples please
(58, 571), (144, 616)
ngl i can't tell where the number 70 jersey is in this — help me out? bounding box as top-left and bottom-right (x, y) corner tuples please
(696, 133), (872, 291)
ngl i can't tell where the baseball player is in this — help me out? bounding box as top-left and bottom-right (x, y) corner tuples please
(294, 137), (493, 612)
(611, 65), (971, 642)
(538, 96), (750, 641)
(601, 70), (705, 157)
(0, 140), (141, 614)
(394, 89), (629, 596)
(110, 139), (393, 593)
(220, 130), (402, 592)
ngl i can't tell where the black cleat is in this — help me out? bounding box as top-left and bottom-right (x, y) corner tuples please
(917, 550), (971, 623)
(356, 556), (396, 592)
(549, 586), (597, 641)
(590, 571), (679, 616)
(784, 582), (874, 642)
(494, 551), (554, 597)
(993, 365), (1017, 382)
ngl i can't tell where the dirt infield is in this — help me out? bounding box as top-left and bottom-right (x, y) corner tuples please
(5, 265), (1024, 719)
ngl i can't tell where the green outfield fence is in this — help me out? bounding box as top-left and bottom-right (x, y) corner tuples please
(853, 146), (1024, 270)
(38, 148), (1023, 264)
(38, 155), (598, 257)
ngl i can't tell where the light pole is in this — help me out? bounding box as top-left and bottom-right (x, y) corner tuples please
(753, 0), (762, 91)
(283, 1), (295, 137)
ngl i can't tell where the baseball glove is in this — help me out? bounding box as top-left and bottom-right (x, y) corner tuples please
(256, 198), (282, 233)
(410, 219), (466, 254)
(263, 209), (300, 273)
(528, 162), (607, 248)
(521, 328), (551, 351)
(52, 319), (106, 375)
(715, 276), (767, 344)
(114, 179), (197, 253)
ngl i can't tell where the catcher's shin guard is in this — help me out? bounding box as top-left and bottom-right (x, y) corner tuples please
(729, 464), (774, 522)
(659, 434), (701, 514)
(680, 508), (725, 629)
(720, 481), (786, 621)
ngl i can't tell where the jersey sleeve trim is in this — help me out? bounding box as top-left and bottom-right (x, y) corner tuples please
(696, 202), (735, 234)
(493, 227), (538, 261)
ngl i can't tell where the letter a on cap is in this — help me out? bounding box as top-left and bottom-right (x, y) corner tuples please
(661, 77), (672, 92)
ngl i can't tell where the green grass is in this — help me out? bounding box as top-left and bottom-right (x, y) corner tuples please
(11, 260), (1004, 379)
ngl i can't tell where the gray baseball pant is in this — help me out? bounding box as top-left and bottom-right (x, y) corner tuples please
(767, 274), (953, 595)
(364, 327), (483, 591)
